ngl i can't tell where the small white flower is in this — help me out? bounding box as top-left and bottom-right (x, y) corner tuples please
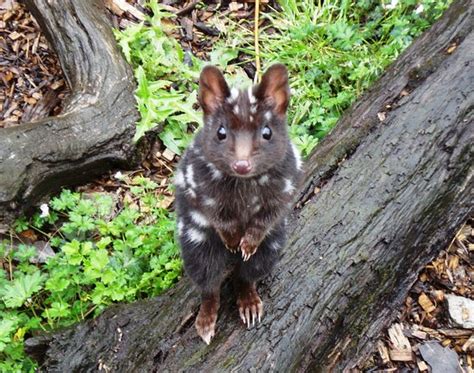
(114, 171), (124, 180)
(383, 0), (398, 10)
(415, 4), (424, 14)
(40, 203), (49, 218)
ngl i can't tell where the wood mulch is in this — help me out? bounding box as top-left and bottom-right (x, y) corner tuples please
(364, 220), (474, 372)
(0, 0), (66, 126)
(1, 1), (472, 371)
(0, 0), (271, 128)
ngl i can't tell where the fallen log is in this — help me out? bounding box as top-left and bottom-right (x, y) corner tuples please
(0, 0), (142, 229)
(25, 1), (473, 371)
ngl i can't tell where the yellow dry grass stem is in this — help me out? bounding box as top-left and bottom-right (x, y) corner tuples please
(254, 0), (261, 83)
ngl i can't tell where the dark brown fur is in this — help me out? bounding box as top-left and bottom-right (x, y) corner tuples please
(174, 64), (303, 343)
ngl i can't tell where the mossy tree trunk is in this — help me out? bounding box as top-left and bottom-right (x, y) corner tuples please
(25, 1), (473, 371)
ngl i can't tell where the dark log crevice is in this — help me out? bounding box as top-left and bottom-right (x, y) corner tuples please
(0, 0), (144, 228)
(24, 1), (473, 372)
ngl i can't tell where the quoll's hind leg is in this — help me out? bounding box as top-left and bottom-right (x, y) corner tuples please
(233, 222), (285, 328)
(196, 290), (220, 345)
(179, 227), (234, 344)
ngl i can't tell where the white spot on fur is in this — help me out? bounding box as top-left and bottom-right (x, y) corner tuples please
(190, 210), (210, 227)
(264, 111), (272, 121)
(270, 241), (281, 251)
(219, 219), (238, 231)
(253, 204), (262, 213)
(233, 105), (240, 115)
(291, 142), (303, 171)
(177, 220), (184, 235)
(227, 88), (239, 104)
(186, 227), (206, 244)
(258, 174), (269, 185)
(283, 178), (295, 194)
(191, 145), (201, 156)
(186, 189), (197, 199)
(185, 164), (197, 189)
(207, 163), (222, 180)
(174, 169), (186, 188)
(203, 197), (216, 207)
(248, 86), (256, 104)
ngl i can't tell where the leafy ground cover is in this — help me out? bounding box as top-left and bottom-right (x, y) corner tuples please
(0, 0), (453, 370)
(223, 0), (451, 154)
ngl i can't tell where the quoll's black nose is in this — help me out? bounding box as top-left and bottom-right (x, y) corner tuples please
(232, 160), (252, 175)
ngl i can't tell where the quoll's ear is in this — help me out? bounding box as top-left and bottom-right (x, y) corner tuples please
(198, 65), (230, 115)
(256, 64), (290, 116)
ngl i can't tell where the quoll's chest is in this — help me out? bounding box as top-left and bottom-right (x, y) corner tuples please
(203, 170), (286, 223)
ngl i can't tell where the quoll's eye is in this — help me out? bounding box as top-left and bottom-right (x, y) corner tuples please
(217, 126), (227, 140)
(262, 126), (272, 140)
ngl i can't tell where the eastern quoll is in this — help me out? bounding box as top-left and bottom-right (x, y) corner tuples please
(174, 64), (303, 344)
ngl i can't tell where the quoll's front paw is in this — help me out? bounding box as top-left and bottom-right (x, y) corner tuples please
(218, 230), (241, 253)
(224, 243), (240, 253)
(239, 235), (258, 261)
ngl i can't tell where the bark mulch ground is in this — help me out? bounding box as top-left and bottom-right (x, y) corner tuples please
(365, 221), (473, 372)
(0, 0), (66, 126)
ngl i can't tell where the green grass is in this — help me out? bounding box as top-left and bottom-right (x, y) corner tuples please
(225, 0), (451, 155)
(114, 0), (239, 154)
(0, 0), (451, 370)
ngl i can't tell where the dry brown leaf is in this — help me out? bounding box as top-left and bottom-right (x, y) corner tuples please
(412, 330), (427, 340)
(417, 359), (429, 371)
(162, 148), (176, 162)
(229, 2), (243, 12)
(389, 349), (413, 362)
(418, 293), (436, 313)
(447, 44), (457, 54)
(432, 289), (445, 302)
(8, 30), (22, 40)
(111, 0), (145, 20)
(377, 341), (390, 364)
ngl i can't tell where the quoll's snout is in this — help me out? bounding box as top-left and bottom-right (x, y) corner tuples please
(232, 160), (252, 175)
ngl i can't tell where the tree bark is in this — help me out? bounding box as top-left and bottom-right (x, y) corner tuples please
(25, 1), (473, 371)
(0, 0), (143, 228)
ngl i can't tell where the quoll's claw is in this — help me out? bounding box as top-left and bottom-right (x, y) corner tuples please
(196, 317), (216, 345)
(230, 245), (240, 254)
(240, 236), (257, 261)
(195, 307), (218, 345)
(237, 288), (263, 329)
(198, 325), (215, 345)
